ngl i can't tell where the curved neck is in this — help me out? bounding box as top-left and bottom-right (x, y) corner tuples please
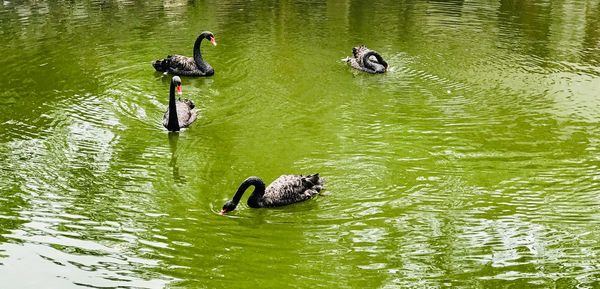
(230, 177), (266, 207)
(362, 51), (387, 70)
(193, 34), (207, 69)
(167, 81), (180, 131)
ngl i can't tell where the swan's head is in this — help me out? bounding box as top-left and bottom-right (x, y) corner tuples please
(172, 76), (182, 95)
(202, 31), (217, 46)
(220, 200), (237, 215)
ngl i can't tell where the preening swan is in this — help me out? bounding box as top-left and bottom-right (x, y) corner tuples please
(163, 76), (197, 132)
(152, 31), (217, 77)
(344, 45), (388, 74)
(220, 174), (324, 214)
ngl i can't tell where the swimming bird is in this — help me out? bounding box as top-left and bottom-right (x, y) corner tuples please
(163, 76), (197, 132)
(152, 31), (217, 77)
(220, 174), (324, 214)
(343, 45), (388, 74)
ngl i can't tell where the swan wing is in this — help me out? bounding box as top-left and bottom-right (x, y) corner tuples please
(348, 58), (374, 73)
(166, 55), (198, 72)
(182, 108), (198, 128)
(346, 46), (386, 73)
(262, 174), (323, 207)
(174, 101), (194, 128)
(157, 54), (213, 77)
(170, 67), (213, 77)
(162, 100), (197, 129)
(162, 110), (169, 128)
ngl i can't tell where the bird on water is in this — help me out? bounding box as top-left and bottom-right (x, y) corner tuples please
(220, 174), (325, 214)
(152, 31), (217, 77)
(163, 76), (197, 132)
(343, 45), (388, 74)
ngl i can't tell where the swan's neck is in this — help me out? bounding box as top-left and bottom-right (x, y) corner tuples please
(362, 51), (387, 71)
(167, 83), (180, 131)
(231, 177), (266, 208)
(193, 34), (208, 70)
(361, 51), (375, 69)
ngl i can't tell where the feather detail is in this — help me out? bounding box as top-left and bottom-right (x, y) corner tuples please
(257, 174), (324, 207)
(162, 99), (197, 129)
(152, 31), (216, 77)
(345, 45), (387, 74)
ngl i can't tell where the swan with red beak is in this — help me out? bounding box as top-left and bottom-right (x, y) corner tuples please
(152, 31), (217, 77)
(163, 76), (197, 132)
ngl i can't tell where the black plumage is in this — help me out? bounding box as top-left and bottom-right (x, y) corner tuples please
(163, 76), (197, 132)
(220, 174), (325, 214)
(152, 31), (216, 77)
(344, 45), (388, 74)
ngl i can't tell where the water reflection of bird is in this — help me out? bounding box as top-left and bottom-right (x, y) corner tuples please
(168, 132), (187, 184)
(220, 174), (324, 214)
(162, 76), (197, 132)
(343, 45), (388, 74)
(152, 31), (217, 77)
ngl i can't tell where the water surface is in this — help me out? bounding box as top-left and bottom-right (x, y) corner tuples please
(1, 0), (600, 288)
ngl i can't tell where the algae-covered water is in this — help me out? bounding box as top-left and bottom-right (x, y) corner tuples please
(1, 0), (599, 288)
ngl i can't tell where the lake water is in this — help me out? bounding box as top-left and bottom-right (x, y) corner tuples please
(1, 0), (599, 288)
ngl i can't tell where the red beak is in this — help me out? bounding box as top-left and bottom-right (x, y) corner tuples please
(176, 85), (182, 94)
(210, 36), (217, 46)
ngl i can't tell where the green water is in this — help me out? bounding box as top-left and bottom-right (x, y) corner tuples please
(1, 0), (600, 288)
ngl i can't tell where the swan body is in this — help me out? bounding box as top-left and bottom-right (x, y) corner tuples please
(163, 76), (197, 131)
(152, 31), (217, 77)
(344, 45), (388, 74)
(220, 174), (324, 214)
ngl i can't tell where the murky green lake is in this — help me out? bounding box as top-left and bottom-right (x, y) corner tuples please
(1, 0), (599, 288)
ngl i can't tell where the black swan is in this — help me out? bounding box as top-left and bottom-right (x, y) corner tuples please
(344, 45), (388, 74)
(220, 174), (324, 214)
(163, 76), (197, 132)
(152, 31), (217, 77)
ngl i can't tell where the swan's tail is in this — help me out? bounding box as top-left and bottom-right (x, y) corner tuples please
(152, 57), (169, 72)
